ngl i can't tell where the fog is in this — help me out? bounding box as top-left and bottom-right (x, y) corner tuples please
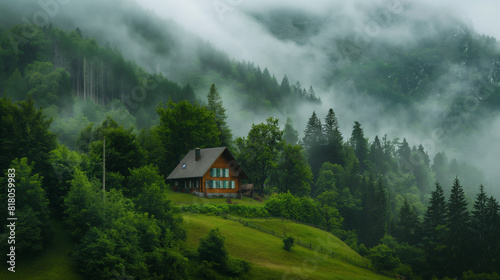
(1, 0), (499, 196)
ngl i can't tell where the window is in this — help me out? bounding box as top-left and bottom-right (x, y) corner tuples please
(206, 180), (212, 188)
(196, 180), (199, 188)
(231, 181), (235, 189)
(223, 181), (228, 189)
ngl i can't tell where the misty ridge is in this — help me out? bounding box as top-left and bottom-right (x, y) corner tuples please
(1, 0), (499, 198)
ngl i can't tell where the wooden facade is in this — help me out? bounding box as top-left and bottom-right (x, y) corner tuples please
(167, 147), (247, 196)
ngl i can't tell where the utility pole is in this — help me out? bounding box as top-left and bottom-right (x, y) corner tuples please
(103, 136), (106, 203)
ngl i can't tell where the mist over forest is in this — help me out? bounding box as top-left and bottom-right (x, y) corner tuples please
(1, 0), (500, 279)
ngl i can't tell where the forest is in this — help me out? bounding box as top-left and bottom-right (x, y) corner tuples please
(1, 1), (500, 279)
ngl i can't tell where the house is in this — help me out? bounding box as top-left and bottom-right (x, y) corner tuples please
(166, 147), (248, 198)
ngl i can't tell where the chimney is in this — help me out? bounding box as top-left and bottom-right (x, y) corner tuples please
(195, 148), (201, 161)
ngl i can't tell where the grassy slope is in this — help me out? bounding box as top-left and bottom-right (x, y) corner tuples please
(165, 188), (267, 205)
(248, 218), (367, 265)
(182, 214), (392, 280)
(0, 218), (83, 280)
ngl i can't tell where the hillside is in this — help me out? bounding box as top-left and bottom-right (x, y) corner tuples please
(182, 214), (391, 280)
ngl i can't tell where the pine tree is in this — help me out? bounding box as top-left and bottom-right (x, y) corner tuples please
(349, 121), (369, 172)
(303, 111), (324, 176)
(432, 152), (449, 186)
(445, 177), (472, 277)
(471, 185), (488, 272)
(485, 196), (500, 272)
(283, 117), (299, 145)
(397, 138), (412, 173)
(207, 83), (233, 148)
(323, 108), (344, 165)
(396, 199), (420, 244)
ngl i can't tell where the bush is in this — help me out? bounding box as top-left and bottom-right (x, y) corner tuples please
(368, 244), (401, 272)
(198, 229), (227, 267)
(224, 257), (251, 276)
(283, 236), (295, 251)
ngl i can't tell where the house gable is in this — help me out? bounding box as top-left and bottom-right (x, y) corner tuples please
(167, 147), (247, 195)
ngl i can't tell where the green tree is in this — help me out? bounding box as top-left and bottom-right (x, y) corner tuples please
(368, 244), (401, 272)
(283, 117), (299, 145)
(0, 158), (50, 253)
(88, 117), (145, 179)
(273, 144), (312, 196)
(198, 228), (227, 268)
(283, 236), (295, 251)
(349, 121), (369, 172)
(207, 83), (233, 148)
(45, 145), (83, 212)
(157, 99), (221, 175)
(485, 196), (500, 272)
(471, 185), (490, 272)
(396, 199), (420, 244)
(422, 182), (448, 278)
(316, 190), (344, 232)
(0, 97), (57, 182)
(445, 177), (472, 277)
(64, 169), (105, 238)
(432, 152), (449, 186)
(24, 61), (72, 109)
(303, 111), (324, 176)
(236, 117), (284, 194)
(323, 108), (344, 165)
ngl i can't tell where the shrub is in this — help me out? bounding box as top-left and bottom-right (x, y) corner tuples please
(224, 257), (251, 276)
(198, 229), (227, 268)
(283, 236), (295, 251)
(367, 244), (401, 272)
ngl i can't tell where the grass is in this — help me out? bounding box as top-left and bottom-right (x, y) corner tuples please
(245, 217), (367, 265)
(165, 188), (267, 205)
(182, 214), (392, 280)
(0, 218), (83, 280)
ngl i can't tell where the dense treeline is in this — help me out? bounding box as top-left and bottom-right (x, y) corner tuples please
(1, 14), (500, 280)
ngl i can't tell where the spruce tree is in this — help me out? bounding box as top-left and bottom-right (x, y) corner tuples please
(396, 199), (419, 244)
(471, 185), (488, 272)
(207, 83), (233, 148)
(422, 182), (447, 278)
(485, 196), (500, 272)
(323, 108), (344, 165)
(445, 177), (472, 277)
(349, 121), (369, 172)
(283, 117), (299, 145)
(303, 111), (324, 176)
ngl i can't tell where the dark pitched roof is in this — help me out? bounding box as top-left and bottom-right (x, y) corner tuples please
(166, 147), (247, 180)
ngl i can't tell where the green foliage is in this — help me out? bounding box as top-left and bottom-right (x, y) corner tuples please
(368, 244), (401, 272)
(283, 236), (294, 251)
(0, 158), (50, 253)
(445, 178), (472, 277)
(224, 257), (251, 276)
(178, 203), (269, 218)
(198, 228), (227, 268)
(207, 83), (233, 148)
(272, 144), (312, 196)
(88, 117), (145, 178)
(283, 117), (299, 145)
(46, 145), (83, 212)
(316, 190), (344, 232)
(157, 99), (221, 175)
(462, 271), (500, 280)
(236, 117), (284, 193)
(0, 97), (57, 181)
(24, 61), (72, 109)
(63, 169), (105, 239)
